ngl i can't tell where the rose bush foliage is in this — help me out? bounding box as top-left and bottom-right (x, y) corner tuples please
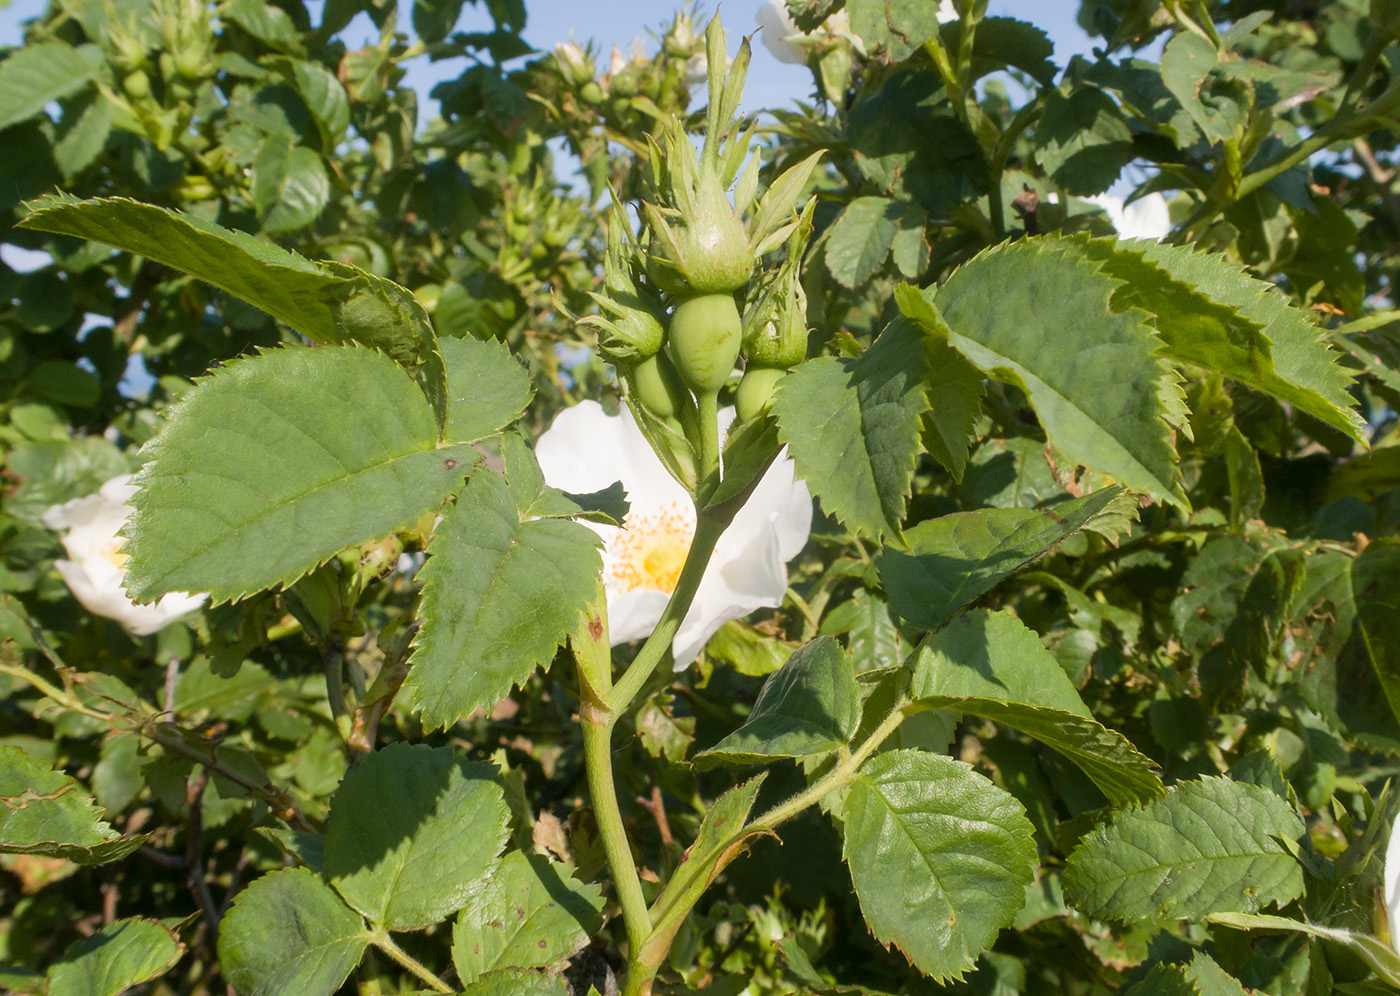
(2, 1), (1400, 995)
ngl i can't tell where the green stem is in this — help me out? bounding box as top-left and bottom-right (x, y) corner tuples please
(607, 512), (728, 718)
(582, 709), (652, 964)
(637, 704), (912, 993)
(368, 926), (451, 993)
(695, 389), (721, 502)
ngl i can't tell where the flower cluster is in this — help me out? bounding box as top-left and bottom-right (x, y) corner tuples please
(43, 475), (207, 636)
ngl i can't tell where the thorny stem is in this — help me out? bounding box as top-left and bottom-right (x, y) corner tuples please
(368, 926), (451, 993)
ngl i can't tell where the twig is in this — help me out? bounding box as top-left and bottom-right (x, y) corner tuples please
(696, 922), (752, 989)
(185, 769), (221, 945)
(162, 655), (180, 717)
(637, 784), (673, 847)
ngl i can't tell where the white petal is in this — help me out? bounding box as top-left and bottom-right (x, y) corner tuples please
(1118, 193), (1172, 241)
(609, 588), (673, 646)
(1387, 816), (1400, 953)
(756, 0), (806, 64)
(98, 474), (137, 504)
(937, 0), (958, 23)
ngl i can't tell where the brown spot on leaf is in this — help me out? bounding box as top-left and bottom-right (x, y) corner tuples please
(588, 615), (604, 641)
(444, 458), (457, 470)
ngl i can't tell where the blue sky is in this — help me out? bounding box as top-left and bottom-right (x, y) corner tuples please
(1, 0), (1097, 121)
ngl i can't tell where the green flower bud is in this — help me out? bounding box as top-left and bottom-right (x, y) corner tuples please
(669, 292), (742, 395)
(580, 207), (667, 361)
(644, 161), (754, 295)
(735, 365), (785, 421)
(122, 69), (152, 100)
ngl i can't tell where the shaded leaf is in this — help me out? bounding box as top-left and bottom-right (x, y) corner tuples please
(451, 851), (604, 983)
(878, 488), (1123, 630)
(325, 743), (510, 930)
(218, 867), (368, 996)
(1034, 87), (1134, 195)
(843, 750), (1036, 981)
(921, 339), (985, 483)
(458, 970), (570, 996)
(0, 42), (103, 132)
(126, 346), (475, 603)
(826, 197), (899, 289)
(47, 918), (183, 996)
(697, 637), (860, 765)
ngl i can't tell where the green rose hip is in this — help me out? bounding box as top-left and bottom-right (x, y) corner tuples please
(630, 351), (688, 420)
(668, 293), (742, 395)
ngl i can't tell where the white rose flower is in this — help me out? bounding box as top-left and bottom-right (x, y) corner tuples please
(756, 0), (873, 64)
(536, 401), (811, 666)
(1082, 192), (1172, 241)
(43, 474), (208, 636)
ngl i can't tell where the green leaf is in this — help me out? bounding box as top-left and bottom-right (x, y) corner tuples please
(1183, 951), (1253, 996)
(847, 74), (990, 212)
(1034, 88), (1135, 195)
(1069, 237), (1365, 443)
(697, 637), (861, 765)
(126, 346), (475, 603)
(252, 140), (331, 233)
(1119, 964), (1197, 996)
(1204, 912), (1400, 989)
(820, 586), (907, 674)
(826, 197), (899, 289)
(325, 743), (510, 930)
(291, 60), (351, 142)
(775, 318), (931, 542)
(1063, 777), (1305, 922)
(457, 970), (570, 996)
(1161, 33), (1251, 143)
(663, 775), (768, 914)
(847, 0), (946, 62)
(842, 750), (1036, 981)
(413, 0), (468, 43)
(53, 92), (113, 178)
(1351, 539), (1400, 730)
(441, 336), (533, 443)
(403, 470), (602, 728)
(890, 202), (929, 280)
(921, 339), (985, 483)
(218, 867), (368, 996)
(256, 828), (326, 872)
(0, 42), (103, 132)
(19, 197), (449, 421)
(899, 242), (1188, 508)
(451, 850), (604, 983)
(878, 488), (1124, 630)
(938, 17), (1057, 87)
(0, 746), (143, 863)
(20, 195), (348, 341)
(910, 611), (1162, 805)
(47, 918), (182, 996)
